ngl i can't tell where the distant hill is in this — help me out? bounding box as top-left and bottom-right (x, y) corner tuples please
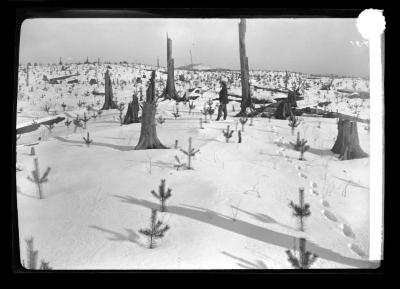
(176, 63), (231, 72)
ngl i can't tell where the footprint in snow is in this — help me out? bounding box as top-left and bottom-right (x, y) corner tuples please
(348, 243), (367, 258)
(320, 199), (330, 208)
(321, 209), (338, 222)
(341, 223), (356, 239)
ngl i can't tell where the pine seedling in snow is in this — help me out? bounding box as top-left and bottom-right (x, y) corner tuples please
(179, 137), (200, 170)
(290, 132), (302, 151)
(289, 187), (311, 231)
(83, 132), (93, 146)
(157, 115), (166, 125)
(151, 179), (172, 212)
(73, 115), (83, 133)
(64, 118), (72, 128)
(239, 117), (248, 132)
(61, 102), (67, 111)
(206, 99), (215, 120)
(173, 155), (187, 170)
(27, 158), (51, 199)
(288, 114), (301, 135)
(222, 125), (234, 143)
(172, 106), (180, 119)
(201, 106), (208, 123)
(30, 147), (35, 156)
(24, 237), (52, 270)
(188, 101), (196, 115)
(238, 130), (242, 143)
(249, 116), (254, 126)
(139, 209), (170, 249)
(285, 238), (318, 269)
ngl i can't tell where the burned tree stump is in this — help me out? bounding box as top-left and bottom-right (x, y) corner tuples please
(275, 100), (293, 120)
(236, 19), (252, 117)
(162, 35), (179, 100)
(331, 118), (368, 160)
(123, 94), (140, 124)
(135, 71), (168, 150)
(101, 69), (118, 110)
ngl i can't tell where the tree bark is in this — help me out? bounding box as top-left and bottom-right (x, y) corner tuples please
(123, 94), (140, 124)
(135, 71), (168, 150)
(236, 19), (252, 116)
(162, 37), (179, 100)
(102, 69), (118, 110)
(331, 118), (368, 160)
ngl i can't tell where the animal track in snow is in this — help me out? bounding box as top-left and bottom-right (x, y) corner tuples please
(321, 209), (338, 222)
(348, 243), (367, 258)
(340, 223), (356, 239)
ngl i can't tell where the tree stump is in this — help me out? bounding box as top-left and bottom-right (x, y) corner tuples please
(135, 71), (168, 150)
(101, 69), (118, 110)
(162, 36), (179, 100)
(275, 100), (293, 120)
(331, 118), (368, 160)
(123, 94), (140, 124)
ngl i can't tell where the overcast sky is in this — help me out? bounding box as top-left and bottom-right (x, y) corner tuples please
(19, 18), (369, 77)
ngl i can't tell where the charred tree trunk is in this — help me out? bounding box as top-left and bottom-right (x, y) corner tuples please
(275, 100), (293, 120)
(331, 118), (368, 160)
(123, 94), (140, 124)
(135, 71), (168, 150)
(102, 69), (118, 110)
(162, 36), (179, 100)
(236, 19), (252, 117)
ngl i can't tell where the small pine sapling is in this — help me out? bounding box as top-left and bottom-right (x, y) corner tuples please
(206, 99), (215, 120)
(199, 118), (204, 129)
(173, 155), (187, 170)
(285, 238), (318, 269)
(179, 137), (200, 169)
(92, 112), (98, 121)
(139, 209), (170, 249)
(201, 106), (208, 123)
(188, 101), (196, 115)
(24, 237), (52, 270)
(151, 179), (172, 212)
(288, 114), (301, 135)
(61, 102), (67, 111)
(238, 130), (242, 143)
(81, 112), (91, 129)
(73, 115), (83, 133)
(232, 104), (235, 112)
(97, 110), (103, 118)
(290, 133), (310, 160)
(65, 118), (72, 128)
(27, 158), (51, 199)
(172, 106), (180, 119)
(290, 132), (302, 151)
(222, 125), (234, 143)
(30, 147), (35, 156)
(83, 132), (93, 146)
(239, 117), (248, 132)
(289, 187), (311, 231)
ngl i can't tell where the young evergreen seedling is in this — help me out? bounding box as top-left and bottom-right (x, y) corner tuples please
(239, 117), (248, 132)
(65, 118), (72, 128)
(289, 187), (311, 231)
(139, 209), (170, 249)
(179, 137), (200, 169)
(151, 179), (172, 212)
(199, 118), (204, 129)
(27, 158), (51, 199)
(285, 238), (318, 269)
(238, 130), (242, 143)
(188, 101), (196, 115)
(288, 114), (301, 135)
(173, 155), (187, 170)
(83, 132), (93, 146)
(172, 106), (180, 119)
(24, 237), (52, 270)
(222, 125), (234, 143)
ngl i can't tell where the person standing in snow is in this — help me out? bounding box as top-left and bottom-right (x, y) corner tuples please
(216, 80), (229, 121)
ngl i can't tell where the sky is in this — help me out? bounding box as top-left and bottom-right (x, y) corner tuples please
(19, 18), (369, 77)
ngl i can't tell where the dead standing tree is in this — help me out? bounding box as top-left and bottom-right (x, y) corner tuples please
(101, 69), (118, 110)
(161, 34), (179, 101)
(135, 71), (168, 150)
(236, 19), (252, 117)
(331, 118), (368, 160)
(123, 94), (140, 124)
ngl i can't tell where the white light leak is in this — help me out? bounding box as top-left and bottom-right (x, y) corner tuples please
(357, 9), (385, 262)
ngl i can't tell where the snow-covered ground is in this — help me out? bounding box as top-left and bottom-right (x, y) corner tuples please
(16, 63), (374, 269)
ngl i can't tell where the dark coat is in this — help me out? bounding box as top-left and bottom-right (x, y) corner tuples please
(219, 85), (229, 104)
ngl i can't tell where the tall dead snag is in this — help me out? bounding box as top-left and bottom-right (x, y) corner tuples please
(331, 118), (368, 160)
(135, 71), (168, 150)
(162, 35), (179, 100)
(101, 69), (118, 110)
(123, 94), (140, 124)
(236, 19), (252, 117)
